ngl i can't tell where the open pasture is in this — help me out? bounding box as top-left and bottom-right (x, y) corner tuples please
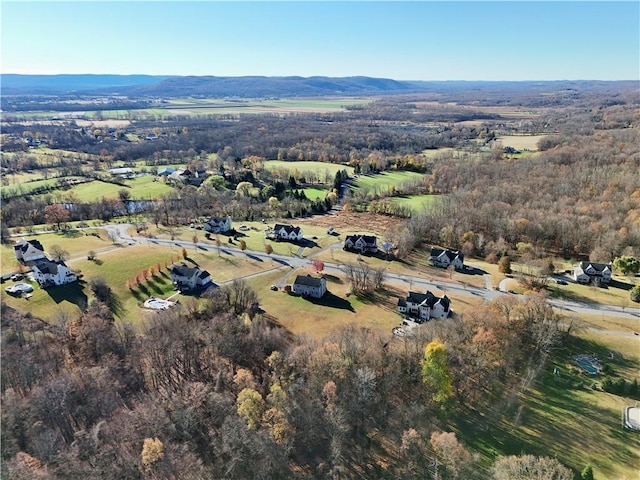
(351, 171), (425, 192)
(496, 134), (547, 151)
(388, 194), (441, 212)
(33, 175), (174, 202)
(264, 160), (354, 177)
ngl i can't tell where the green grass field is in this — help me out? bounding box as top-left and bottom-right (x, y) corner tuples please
(264, 160), (354, 178)
(458, 326), (640, 479)
(301, 187), (330, 200)
(351, 171), (425, 193)
(33, 176), (174, 202)
(389, 194), (441, 212)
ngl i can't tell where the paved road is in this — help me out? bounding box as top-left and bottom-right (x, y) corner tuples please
(103, 224), (640, 327)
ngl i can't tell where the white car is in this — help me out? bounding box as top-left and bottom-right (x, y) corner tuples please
(238, 225), (249, 231)
(5, 283), (34, 294)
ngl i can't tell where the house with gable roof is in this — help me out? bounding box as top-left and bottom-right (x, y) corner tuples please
(397, 290), (451, 321)
(14, 239), (46, 264)
(574, 261), (612, 284)
(169, 263), (212, 291)
(429, 247), (464, 270)
(32, 259), (77, 287)
(267, 224), (304, 242)
(203, 216), (233, 234)
(291, 274), (326, 298)
(343, 234), (378, 254)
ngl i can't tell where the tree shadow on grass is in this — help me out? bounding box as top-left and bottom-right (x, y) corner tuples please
(107, 292), (125, 318)
(150, 274), (168, 285)
(303, 291), (355, 312)
(44, 281), (88, 311)
(130, 288), (144, 301)
(58, 229), (82, 239)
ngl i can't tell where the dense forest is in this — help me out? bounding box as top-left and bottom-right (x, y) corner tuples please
(2, 284), (573, 479)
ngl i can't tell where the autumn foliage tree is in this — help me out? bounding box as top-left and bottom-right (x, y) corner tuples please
(44, 204), (70, 230)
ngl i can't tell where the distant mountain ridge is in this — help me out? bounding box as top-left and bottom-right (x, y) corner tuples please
(1, 74), (174, 95)
(1, 74), (418, 97)
(2, 74), (635, 100)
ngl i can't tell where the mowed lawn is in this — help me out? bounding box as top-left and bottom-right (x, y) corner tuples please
(351, 171), (425, 193)
(62, 176), (173, 202)
(2, 240), (282, 324)
(458, 328), (640, 479)
(247, 268), (402, 339)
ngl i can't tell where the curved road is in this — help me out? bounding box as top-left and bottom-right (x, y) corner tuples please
(103, 224), (640, 333)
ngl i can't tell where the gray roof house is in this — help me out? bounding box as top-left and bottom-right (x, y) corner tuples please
(574, 261), (612, 284)
(169, 263), (212, 291)
(203, 216), (232, 234)
(397, 290), (451, 321)
(267, 224), (304, 242)
(14, 239), (46, 264)
(292, 274), (327, 298)
(343, 234), (378, 253)
(429, 247), (464, 270)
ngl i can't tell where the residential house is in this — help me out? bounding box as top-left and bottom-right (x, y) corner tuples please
(14, 239), (46, 264)
(32, 259), (77, 287)
(429, 247), (464, 270)
(292, 274), (327, 298)
(267, 224), (304, 242)
(397, 290), (450, 321)
(574, 261), (612, 284)
(203, 216), (233, 234)
(157, 167), (176, 176)
(343, 234), (378, 254)
(169, 263), (212, 291)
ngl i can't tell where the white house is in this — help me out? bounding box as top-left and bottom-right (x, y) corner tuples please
(14, 239), (46, 264)
(268, 224), (304, 242)
(32, 259), (77, 287)
(203, 216), (233, 234)
(292, 274), (327, 298)
(397, 290), (450, 321)
(343, 234), (378, 254)
(429, 247), (464, 270)
(169, 263), (212, 291)
(574, 261), (612, 284)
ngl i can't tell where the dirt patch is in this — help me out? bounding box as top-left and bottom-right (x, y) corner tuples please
(297, 211), (404, 235)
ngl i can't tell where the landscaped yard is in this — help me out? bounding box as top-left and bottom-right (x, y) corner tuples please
(247, 268), (402, 339)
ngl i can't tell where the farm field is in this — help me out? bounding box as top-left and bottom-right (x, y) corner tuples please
(495, 134), (547, 151)
(6, 98), (372, 121)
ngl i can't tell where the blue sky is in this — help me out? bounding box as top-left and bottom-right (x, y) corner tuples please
(1, 1), (638, 80)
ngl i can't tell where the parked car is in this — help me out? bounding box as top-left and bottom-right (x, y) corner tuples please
(327, 227), (335, 234)
(270, 285), (278, 291)
(239, 225), (249, 231)
(5, 283), (34, 294)
(10, 274), (23, 281)
(555, 279), (568, 285)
